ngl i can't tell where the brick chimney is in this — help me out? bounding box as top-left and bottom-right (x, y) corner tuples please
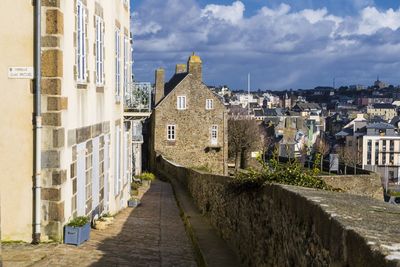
(155, 68), (165, 105)
(187, 52), (202, 81)
(175, 64), (187, 74)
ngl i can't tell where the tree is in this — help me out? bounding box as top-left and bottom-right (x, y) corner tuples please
(315, 138), (330, 172)
(228, 119), (262, 171)
(338, 145), (360, 175)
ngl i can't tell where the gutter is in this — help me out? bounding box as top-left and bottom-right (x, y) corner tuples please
(33, 0), (41, 244)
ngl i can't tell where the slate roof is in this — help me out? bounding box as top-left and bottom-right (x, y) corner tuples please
(390, 116), (400, 126)
(335, 127), (354, 137)
(264, 108), (278, 116)
(293, 102), (321, 111)
(372, 103), (395, 109)
(367, 122), (395, 130)
(164, 73), (188, 95)
(254, 109), (264, 117)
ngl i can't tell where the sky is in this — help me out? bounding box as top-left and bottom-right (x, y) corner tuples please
(131, 0), (400, 90)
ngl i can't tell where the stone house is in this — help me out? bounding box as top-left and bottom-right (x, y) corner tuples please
(150, 54), (228, 175)
(0, 0), (132, 242)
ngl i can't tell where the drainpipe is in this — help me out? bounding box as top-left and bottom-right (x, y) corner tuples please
(33, 0), (42, 244)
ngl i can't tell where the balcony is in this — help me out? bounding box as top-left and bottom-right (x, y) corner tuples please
(124, 82), (152, 117)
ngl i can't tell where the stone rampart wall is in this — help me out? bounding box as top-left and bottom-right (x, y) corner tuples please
(156, 156), (400, 266)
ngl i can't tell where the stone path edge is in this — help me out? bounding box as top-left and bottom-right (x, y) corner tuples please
(168, 178), (207, 267)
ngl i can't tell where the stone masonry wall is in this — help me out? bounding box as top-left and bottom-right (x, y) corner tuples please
(152, 75), (228, 175)
(156, 156), (400, 266)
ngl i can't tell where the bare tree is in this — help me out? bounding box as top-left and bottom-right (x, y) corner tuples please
(228, 118), (262, 171)
(315, 138), (330, 172)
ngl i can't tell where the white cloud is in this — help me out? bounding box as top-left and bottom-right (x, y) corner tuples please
(201, 1), (245, 24)
(132, 1), (400, 89)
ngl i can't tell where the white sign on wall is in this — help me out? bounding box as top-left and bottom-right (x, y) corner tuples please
(8, 67), (34, 79)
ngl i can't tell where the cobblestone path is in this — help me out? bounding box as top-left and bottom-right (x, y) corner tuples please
(2, 180), (197, 267)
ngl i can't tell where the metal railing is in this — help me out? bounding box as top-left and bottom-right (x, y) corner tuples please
(124, 82), (153, 112)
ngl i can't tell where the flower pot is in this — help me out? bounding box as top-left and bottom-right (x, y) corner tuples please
(142, 180), (151, 187)
(64, 222), (90, 246)
(128, 198), (140, 207)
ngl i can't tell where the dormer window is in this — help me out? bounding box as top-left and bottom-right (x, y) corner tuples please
(177, 96), (186, 110)
(206, 99), (214, 110)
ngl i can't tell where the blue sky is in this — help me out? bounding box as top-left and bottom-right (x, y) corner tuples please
(131, 0), (400, 90)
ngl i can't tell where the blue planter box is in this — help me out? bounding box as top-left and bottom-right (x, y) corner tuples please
(64, 222), (90, 246)
(128, 198), (140, 207)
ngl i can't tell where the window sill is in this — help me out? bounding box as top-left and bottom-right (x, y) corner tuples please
(77, 83), (88, 89)
(96, 86), (105, 93)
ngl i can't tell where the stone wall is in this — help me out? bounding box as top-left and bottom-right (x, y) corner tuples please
(320, 173), (383, 200)
(151, 73), (228, 175)
(156, 156), (400, 266)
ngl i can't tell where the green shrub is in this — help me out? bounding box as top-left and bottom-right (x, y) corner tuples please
(131, 181), (140, 190)
(67, 216), (90, 227)
(230, 152), (332, 192)
(135, 172), (156, 181)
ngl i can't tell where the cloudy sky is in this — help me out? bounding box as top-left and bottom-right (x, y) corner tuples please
(131, 0), (400, 90)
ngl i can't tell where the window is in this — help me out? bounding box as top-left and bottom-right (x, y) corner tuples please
(375, 141), (379, 165)
(206, 99), (214, 110)
(115, 29), (121, 100)
(367, 140), (372, 164)
(382, 140), (387, 152)
(114, 126), (121, 196)
(390, 140), (394, 152)
(211, 125), (218, 145)
(77, 0), (87, 82)
(167, 125), (176, 141)
(177, 96), (186, 110)
(95, 16), (104, 85)
(123, 35), (129, 96)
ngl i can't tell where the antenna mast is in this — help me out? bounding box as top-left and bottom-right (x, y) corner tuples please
(248, 73), (250, 116)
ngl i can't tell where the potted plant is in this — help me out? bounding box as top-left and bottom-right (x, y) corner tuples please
(128, 197), (140, 207)
(137, 172), (155, 187)
(64, 216), (90, 246)
(131, 181), (140, 196)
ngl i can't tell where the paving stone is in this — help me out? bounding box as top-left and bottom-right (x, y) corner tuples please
(2, 180), (197, 267)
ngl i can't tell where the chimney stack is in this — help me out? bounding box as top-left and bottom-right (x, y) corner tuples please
(155, 68), (165, 105)
(187, 52), (202, 81)
(175, 64), (187, 74)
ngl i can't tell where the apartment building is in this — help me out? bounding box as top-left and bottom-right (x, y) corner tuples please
(367, 103), (397, 121)
(0, 0), (132, 242)
(362, 123), (400, 182)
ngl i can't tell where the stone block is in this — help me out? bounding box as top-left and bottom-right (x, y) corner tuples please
(41, 50), (63, 78)
(53, 128), (65, 148)
(46, 9), (63, 35)
(76, 126), (91, 143)
(42, 112), (61, 126)
(41, 150), (60, 168)
(48, 96), (68, 111)
(42, 36), (60, 48)
(48, 201), (64, 222)
(42, 0), (60, 7)
(91, 123), (102, 138)
(68, 129), (76, 147)
(42, 188), (61, 201)
(44, 221), (62, 242)
(103, 121), (110, 133)
(52, 170), (67, 186)
(41, 78), (61, 95)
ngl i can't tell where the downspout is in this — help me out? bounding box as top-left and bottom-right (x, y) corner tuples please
(33, 0), (42, 244)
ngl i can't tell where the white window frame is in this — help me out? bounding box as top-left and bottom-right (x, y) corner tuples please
(211, 125), (218, 145)
(123, 34), (129, 96)
(114, 126), (121, 196)
(95, 16), (104, 85)
(177, 96), (186, 110)
(115, 29), (121, 100)
(167, 125), (176, 141)
(77, 0), (87, 83)
(206, 99), (214, 110)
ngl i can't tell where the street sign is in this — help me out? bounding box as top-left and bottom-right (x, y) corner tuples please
(8, 67), (34, 79)
(329, 154), (339, 172)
